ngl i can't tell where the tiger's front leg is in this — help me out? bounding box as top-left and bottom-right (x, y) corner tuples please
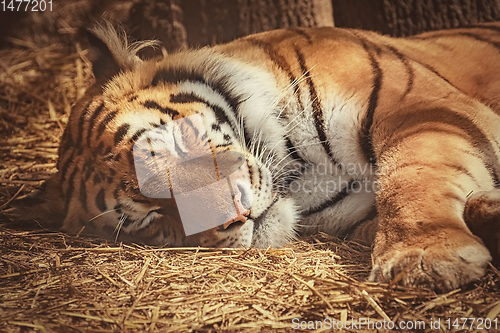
(369, 118), (496, 291)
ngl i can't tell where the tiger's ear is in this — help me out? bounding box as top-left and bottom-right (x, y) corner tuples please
(13, 173), (66, 230)
(86, 29), (123, 83)
(86, 22), (157, 83)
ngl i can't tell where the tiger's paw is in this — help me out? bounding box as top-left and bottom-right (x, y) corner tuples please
(369, 231), (491, 291)
(464, 189), (500, 265)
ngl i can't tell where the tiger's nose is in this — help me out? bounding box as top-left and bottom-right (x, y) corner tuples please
(223, 191), (250, 229)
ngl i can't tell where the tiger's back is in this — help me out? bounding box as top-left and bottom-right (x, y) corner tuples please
(18, 22), (500, 290)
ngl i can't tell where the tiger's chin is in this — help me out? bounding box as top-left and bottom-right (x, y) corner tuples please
(250, 196), (298, 248)
(164, 196), (299, 249)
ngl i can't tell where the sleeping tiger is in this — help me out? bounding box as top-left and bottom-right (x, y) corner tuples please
(18, 22), (500, 291)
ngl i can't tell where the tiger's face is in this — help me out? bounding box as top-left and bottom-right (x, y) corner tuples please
(26, 27), (298, 248)
(77, 83), (297, 248)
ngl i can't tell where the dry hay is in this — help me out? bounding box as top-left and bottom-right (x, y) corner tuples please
(1, 37), (500, 333)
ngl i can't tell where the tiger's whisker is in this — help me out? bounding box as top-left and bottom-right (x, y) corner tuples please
(113, 213), (126, 242)
(88, 209), (120, 223)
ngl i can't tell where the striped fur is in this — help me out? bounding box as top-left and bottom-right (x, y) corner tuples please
(19, 23), (500, 290)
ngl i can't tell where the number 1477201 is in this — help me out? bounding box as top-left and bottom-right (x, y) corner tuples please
(1, 0), (52, 11)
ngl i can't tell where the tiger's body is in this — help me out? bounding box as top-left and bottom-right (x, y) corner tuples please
(21, 22), (500, 290)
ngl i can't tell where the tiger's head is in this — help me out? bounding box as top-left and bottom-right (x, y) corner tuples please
(18, 24), (298, 248)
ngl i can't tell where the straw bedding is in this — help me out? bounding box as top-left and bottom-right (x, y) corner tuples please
(1, 37), (499, 332)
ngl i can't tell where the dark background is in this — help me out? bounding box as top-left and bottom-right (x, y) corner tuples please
(1, 0), (500, 52)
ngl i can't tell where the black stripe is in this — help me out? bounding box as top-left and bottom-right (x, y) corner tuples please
(97, 111), (118, 137)
(95, 188), (106, 212)
(295, 48), (339, 165)
(443, 191), (466, 202)
(79, 178), (87, 211)
(103, 154), (114, 162)
(113, 204), (122, 214)
(396, 161), (479, 185)
(86, 102), (105, 147)
(244, 38), (302, 148)
(288, 27), (313, 44)
(358, 39), (382, 164)
(127, 149), (135, 166)
(122, 216), (134, 227)
(457, 32), (500, 53)
(241, 39), (316, 171)
(383, 107), (500, 187)
(152, 69), (204, 87)
(131, 197), (150, 204)
(215, 142), (234, 149)
(151, 68), (242, 130)
(75, 99), (93, 150)
(419, 62), (460, 91)
(102, 146), (113, 161)
(103, 145), (112, 156)
(114, 123), (130, 145)
(385, 45), (414, 99)
(93, 172), (102, 185)
(245, 39), (300, 103)
(83, 159), (94, 180)
(146, 137), (155, 157)
(58, 126), (73, 159)
(252, 196), (279, 232)
(64, 166), (79, 210)
(113, 187), (121, 201)
(211, 104), (237, 134)
(277, 166), (306, 191)
(170, 93), (242, 147)
(93, 141), (104, 158)
(246, 38), (334, 166)
(398, 36), (464, 93)
(170, 92), (205, 104)
(170, 92), (239, 142)
(114, 181), (127, 201)
(59, 149), (75, 182)
(182, 115), (200, 138)
(129, 129), (146, 144)
(143, 100), (180, 118)
(285, 137), (308, 164)
(173, 131), (188, 160)
(302, 179), (355, 217)
(410, 30), (500, 60)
